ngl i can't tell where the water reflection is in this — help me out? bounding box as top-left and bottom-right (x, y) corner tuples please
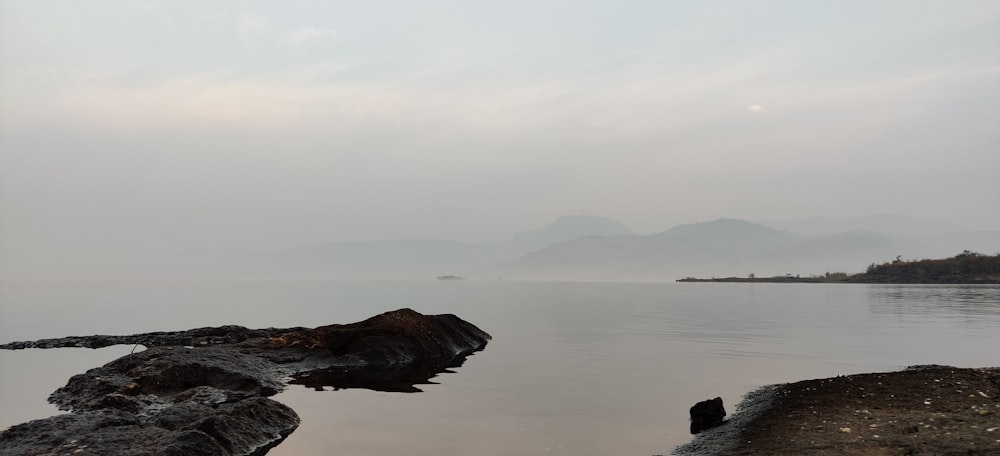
(868, 285), (1000, 320)
(288, 355), (471, 393)
(6, 282), (1000, 456)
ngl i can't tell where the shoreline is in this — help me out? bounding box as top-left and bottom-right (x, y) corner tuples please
(678, 252), (1000, 284)
(676, 277), (1000, 284)
(672, 365), (1000, 455)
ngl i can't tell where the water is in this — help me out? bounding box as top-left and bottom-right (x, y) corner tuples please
(1, 281), (999, 455)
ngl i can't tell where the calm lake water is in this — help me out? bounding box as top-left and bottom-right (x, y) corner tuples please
(2, 281), (999, 455)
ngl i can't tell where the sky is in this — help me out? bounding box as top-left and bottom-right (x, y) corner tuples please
(1, 1), (999, 275)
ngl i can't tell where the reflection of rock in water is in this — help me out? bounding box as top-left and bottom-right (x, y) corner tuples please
(290, 355), (469, 393)
(0, 309), (491, 456)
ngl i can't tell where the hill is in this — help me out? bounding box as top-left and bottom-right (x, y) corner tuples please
(247, 215), (635, 279)
(159, 216), (999, 281)
(500, 219), (929, 280)
(845, 251), (1000, 284)
(511, 215), (633, 246)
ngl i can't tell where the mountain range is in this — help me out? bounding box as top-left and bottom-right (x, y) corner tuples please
(244, 215), (633, 279)
(244, 215), (1000, 281)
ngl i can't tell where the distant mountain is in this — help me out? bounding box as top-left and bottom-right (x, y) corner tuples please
(505, 219), (798, 280)
(512, 215), (633, 247)
(247, 215), (634, 279)
(650, 218), (791, 253)
(758, 214), (959, 236)
(196, 215), (1000, 281)
(13, 212), (993, 281)
(500, 218), (996, 280)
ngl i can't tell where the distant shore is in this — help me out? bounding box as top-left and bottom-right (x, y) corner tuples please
(676, 275), (1000, 284)
(677, 274), (1000, 285)
(677, 276), (834, 283)
(677, 251), (1000, 284)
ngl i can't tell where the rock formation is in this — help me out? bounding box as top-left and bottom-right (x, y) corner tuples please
(689, 397), (726, 434)
(0, 308), (491, 456)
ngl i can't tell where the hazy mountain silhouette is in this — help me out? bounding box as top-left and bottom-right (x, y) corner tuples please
(26, 214), (993, 281)
(757, 214), (1000, 266)
(504, 219), (797, 279)
(511, 215), (633, 246)
(499, 218), (998, 280)
(248, 215), (635, 279)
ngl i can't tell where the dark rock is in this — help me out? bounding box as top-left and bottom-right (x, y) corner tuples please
(0, 325), (301, 350)
(270, 308), (491, 365)
(0, 309), (491, 456)
(689, 397), (726, 434)
(0, 401), (297, 456)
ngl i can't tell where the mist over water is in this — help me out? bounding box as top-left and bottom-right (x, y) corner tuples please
(2, 281), (998, 455)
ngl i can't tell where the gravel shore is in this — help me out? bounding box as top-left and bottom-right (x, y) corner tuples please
(673, 365), (1000, 455)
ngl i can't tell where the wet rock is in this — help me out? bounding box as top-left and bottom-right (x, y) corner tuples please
(0, 325), (300, 350)
(49, 346), (284, 413)
(271, 308), (492, 365)
(689, 397), (726, 434)
(0, 400), (298, 456)
(0, 309), (491, 456)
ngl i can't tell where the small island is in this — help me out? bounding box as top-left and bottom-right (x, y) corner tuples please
(677, 251), (1000, 284)
(436, 275), (465, 280)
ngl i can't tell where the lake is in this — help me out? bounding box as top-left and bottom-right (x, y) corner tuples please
(1, 281), (999, 455)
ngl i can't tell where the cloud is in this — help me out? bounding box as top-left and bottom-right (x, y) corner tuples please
(746, 104), (765, 113)
(288, 27), (337, 49)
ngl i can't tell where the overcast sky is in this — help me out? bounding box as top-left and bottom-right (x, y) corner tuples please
(1, 1), (999, 271)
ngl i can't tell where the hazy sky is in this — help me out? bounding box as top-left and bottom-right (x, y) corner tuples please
(2, 1), (999, 269)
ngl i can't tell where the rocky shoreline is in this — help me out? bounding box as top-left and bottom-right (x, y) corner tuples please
(673, 365), (1000, 455)
(0, 309), (491, 456)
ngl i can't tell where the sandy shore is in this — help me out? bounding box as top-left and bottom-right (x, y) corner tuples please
(673, 365), (1000, 455)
